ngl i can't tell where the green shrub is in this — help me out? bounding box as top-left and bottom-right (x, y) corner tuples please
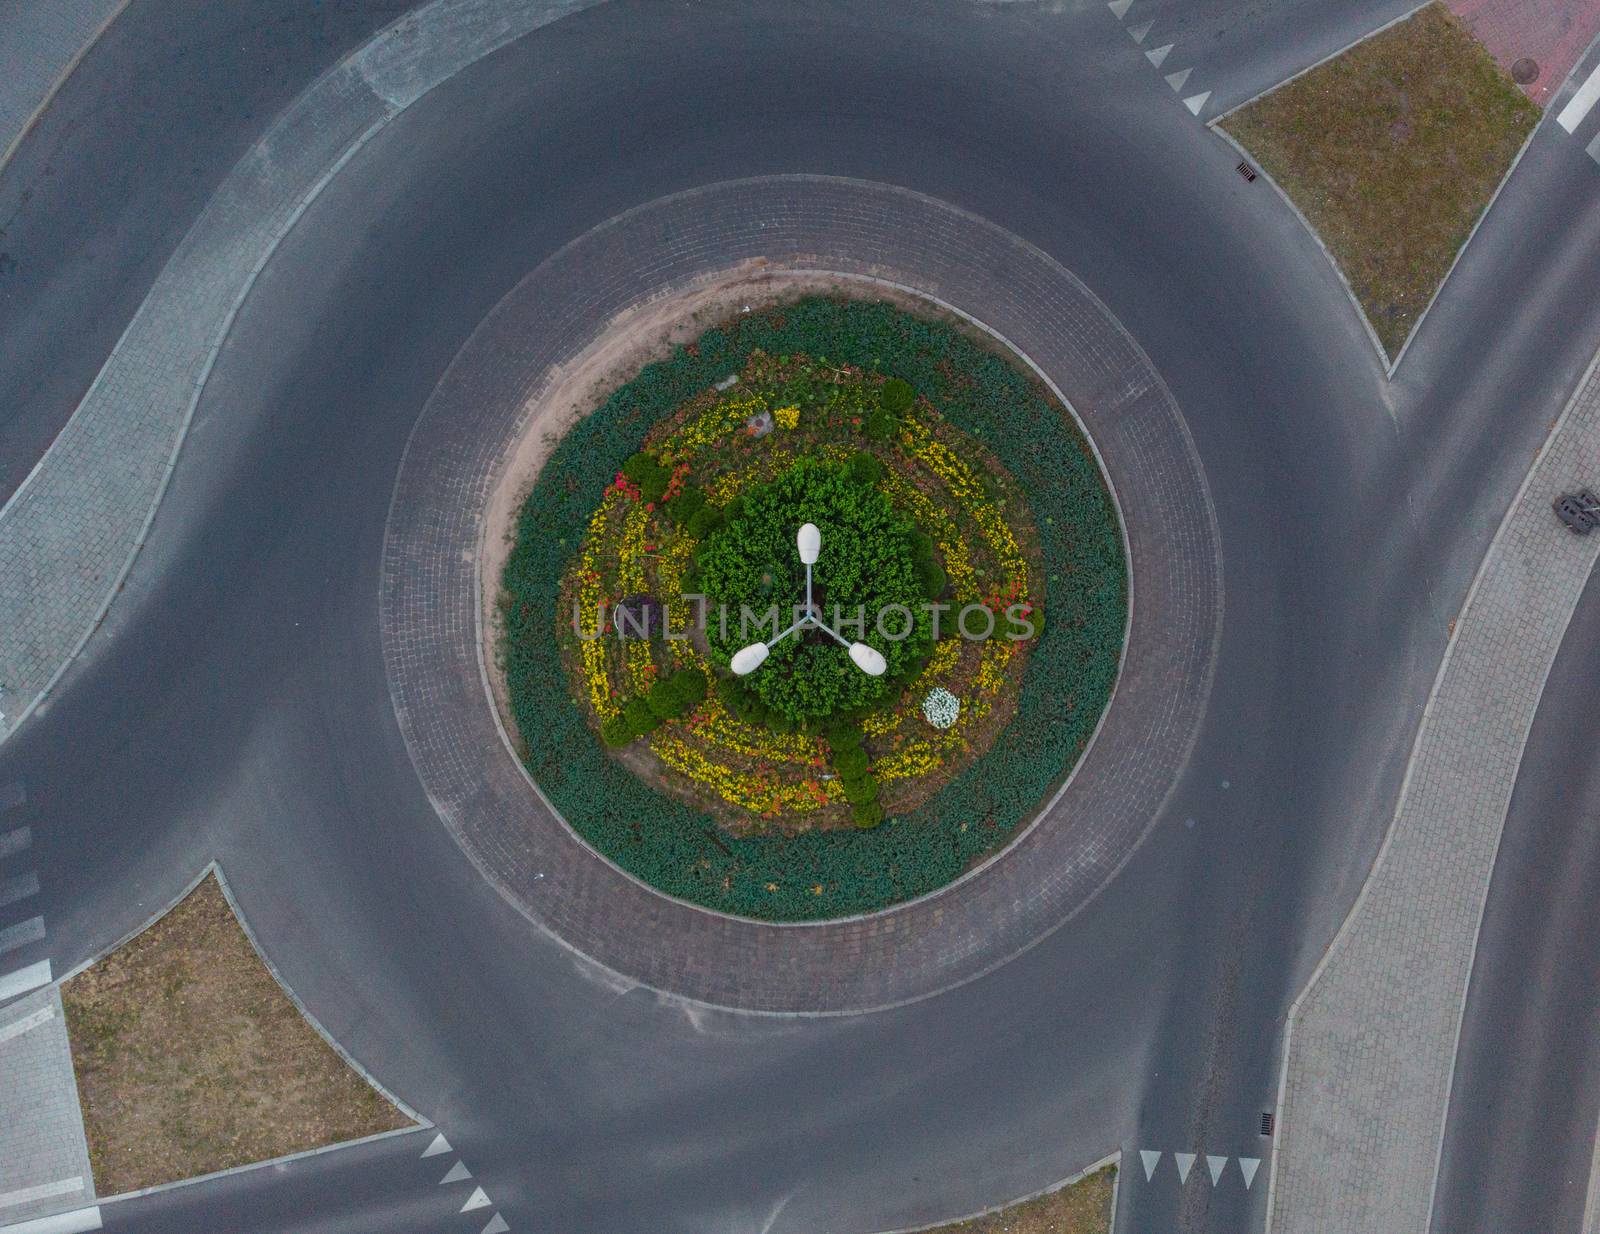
(600, 715), (635, 747)
(622, 452), (670, 504)
(716, 675), (743, 709)
(846, 451), (885, 486)
(916, 555), (947, 599)
(768, 711), (798, 735)
(732, 691), (770, 726)
(647, 678), (680, 719)
(879, 377), (914, 413)
(864, 407), (899, 442)
(669, 667), (708, 709)
(623, 697), (659, 736)
(723, 496), (746, 523)
(832, 746), (870, 778)
(697, 457), (929, 722)
(852, 800), (885, 829)
(686, 503), (724, 540)
(665, 487), (707, 526)
(842, 774), (880, 806)
(824, 718), (863, 748)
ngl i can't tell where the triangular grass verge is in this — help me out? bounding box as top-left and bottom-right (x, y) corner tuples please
(1219, 2), (1539, 365)
(61, 871), (414, 1196)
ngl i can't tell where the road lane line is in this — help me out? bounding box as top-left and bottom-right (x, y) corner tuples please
(1559, 60), (1600, 132)
(0, 916), (45, 955)
(0, 1003), (52, 1044)
(0, 959), (50, 1003)
(0, 1205), (101, 1234)
(0, 827), (31, 860)
(0, 1179), (85, 1212)
(0, 873), (39, 907)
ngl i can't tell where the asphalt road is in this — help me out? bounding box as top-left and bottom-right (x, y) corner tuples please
(1432, 565), (1600, 1232)
(2, 1), (1598, 1232)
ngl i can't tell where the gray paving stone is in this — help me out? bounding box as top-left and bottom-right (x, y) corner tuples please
(0, 0), (599, 748)
(0, 985), (94, 1225)
(1268, 354), (1600, 1233)
(0, 0), (124, 165)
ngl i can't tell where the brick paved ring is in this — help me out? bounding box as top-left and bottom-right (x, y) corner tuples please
(379, 175), (1222, 1014)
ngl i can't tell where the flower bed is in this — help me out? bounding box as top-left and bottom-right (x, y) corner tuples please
(500, 297), (1126, 920)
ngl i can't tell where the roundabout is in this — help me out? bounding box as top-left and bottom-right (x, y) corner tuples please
(379, 177), (1221, 1011)
(4, 0), (1547, 1230)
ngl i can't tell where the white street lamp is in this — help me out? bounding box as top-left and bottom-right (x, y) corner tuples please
(729, 523), (887, 679)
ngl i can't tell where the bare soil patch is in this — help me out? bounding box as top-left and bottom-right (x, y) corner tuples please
(61, 874), (411, 1196)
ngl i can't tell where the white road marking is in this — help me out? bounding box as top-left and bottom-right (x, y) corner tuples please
(420, 1132), (451, 1158)
(1239, 1157), (1261, 1189)
(1206, 1155), (1228, 1185)
(1559, 60), (1600, 132)
(1139, 1149), (1161, 1180)
(1165, 67), (1192, 93)
(0, 1206), (102, 1234)
(1145, 43), (1173, 68)
(1587, 129), (1600, 165)
(0, 872), (39, 908)
(1108, 0), (1134, 18)
(1127, 19), (1153, 43)
(1184, 90), (1211, 116)
(0, 959), (50, 1003)
(480, 1216), (510, 1234)
(0, 1178), (85, 1211)
(461, 1187), (492, 1213)
(0, 826), (31, 860)
(440, 1161), (472, 1184)
(0, 1003), (53, 1044)
(1174, 1152), (1196, 1183)
(0, 916), (46, 955)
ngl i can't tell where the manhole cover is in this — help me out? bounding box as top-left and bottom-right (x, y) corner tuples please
(1512, 58), (1539, 84)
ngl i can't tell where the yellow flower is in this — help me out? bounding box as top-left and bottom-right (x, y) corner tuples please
(773, 404), (800, 430)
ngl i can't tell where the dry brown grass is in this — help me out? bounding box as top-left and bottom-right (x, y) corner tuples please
(1222, 2), (1539, 358)
(914, 1166), (1116, 1234)
(62, 874), (412, 1196)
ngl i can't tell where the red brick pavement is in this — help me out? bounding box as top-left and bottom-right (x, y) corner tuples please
(1449, 0), (1600, 106)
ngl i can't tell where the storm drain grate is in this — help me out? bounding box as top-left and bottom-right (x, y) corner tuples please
(1261, 1112), (1275, 1136)
(1236, 161), (1258, 182)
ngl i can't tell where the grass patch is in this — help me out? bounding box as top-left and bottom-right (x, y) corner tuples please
(913, 1166), (1116, 1234)
(1222, 2), (1539, 358)
(62, 874), (411, 1195)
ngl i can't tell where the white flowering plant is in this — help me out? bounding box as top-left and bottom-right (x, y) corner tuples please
(922, 687), (960, 730)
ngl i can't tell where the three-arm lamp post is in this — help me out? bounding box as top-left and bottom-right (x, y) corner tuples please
(729, 523), (888, 678)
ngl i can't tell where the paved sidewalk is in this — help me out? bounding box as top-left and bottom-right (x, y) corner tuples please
(1449, 0), (1600, 107)
(0, 985), (94, 1226)
(0, 0), (599, 748)
(1268, 351), (1600, 1233)
(0, 0), (127, 167)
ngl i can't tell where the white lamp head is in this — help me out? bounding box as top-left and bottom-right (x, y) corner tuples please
(848, 642), (887, 677)
(730, 642), (771, 676)
(797, 522), (821, 566)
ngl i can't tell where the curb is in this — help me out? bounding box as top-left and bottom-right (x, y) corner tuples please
(862, 1151), (1120, 1234)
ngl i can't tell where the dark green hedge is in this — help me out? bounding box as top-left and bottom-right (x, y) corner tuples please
(501, 297), (1126, 921)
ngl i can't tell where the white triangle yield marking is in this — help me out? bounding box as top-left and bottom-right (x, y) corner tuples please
(1165, 67), (1192, 92)
(1139, 1150), (1161, 1180)
(440, 1161), (473, 1184)
(1127, 19), (1153, 43)
(1174, 1152), (1197, 1183)
(1240, 1157), (1261, 1189)
(1145, 43), (1172, 67)
(1108, 0), (1134, 19)
(481, 1216), (511, 1234)
(1184, 90), (1212, 116)
(420, 1132), (451, 1159)
(1206, 1155), (1228, 1185)
(462, 1187), (492, 1213)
